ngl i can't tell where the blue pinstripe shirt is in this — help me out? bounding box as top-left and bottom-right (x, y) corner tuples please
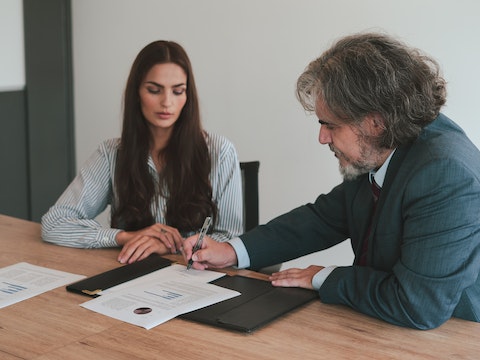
(41, 132), (243, 248)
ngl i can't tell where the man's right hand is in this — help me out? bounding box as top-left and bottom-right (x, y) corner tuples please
(182, 235), (238, 270)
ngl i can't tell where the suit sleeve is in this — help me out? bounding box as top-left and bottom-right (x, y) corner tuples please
(241, 183), (351, 270)
(320, 159), (480, 329)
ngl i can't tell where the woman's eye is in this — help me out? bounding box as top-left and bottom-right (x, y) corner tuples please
(173, 88), (186, 96)
(147, 87), (160, 94)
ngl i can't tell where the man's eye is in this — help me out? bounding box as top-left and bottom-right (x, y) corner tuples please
(318, 120), (339, 131)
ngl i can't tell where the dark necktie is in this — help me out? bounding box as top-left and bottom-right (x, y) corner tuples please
(358, 179), (381, 266)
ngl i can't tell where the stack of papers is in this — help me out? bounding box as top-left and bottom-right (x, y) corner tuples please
(80, 264), (240, 329)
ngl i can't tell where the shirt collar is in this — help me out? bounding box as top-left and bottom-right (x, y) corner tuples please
(369, 149), (396, 188)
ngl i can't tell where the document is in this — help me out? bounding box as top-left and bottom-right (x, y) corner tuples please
(100, 264), (225, 294)
(0, 262), (85, 308)
(81, 264), (240, 329)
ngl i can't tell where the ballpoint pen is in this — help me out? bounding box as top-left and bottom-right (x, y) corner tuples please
(187, 216), (212, 270)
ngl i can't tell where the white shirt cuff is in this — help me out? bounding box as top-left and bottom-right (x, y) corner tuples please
(311, 265), (336, 290)
(228, 237), (250, 269)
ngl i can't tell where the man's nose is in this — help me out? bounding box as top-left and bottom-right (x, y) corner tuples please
(318, 125), (331, 144)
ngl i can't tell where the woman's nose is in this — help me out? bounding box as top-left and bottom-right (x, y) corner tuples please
(160, 93), (172, 108)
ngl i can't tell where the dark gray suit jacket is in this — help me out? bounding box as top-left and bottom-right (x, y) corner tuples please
(240, 114), (480, 329)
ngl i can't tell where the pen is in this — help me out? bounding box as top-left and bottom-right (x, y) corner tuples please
(186, 216), (212, 270)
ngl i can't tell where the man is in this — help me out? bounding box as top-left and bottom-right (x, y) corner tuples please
(183, 32), (480, 329)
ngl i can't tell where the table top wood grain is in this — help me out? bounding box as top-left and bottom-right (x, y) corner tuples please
(0, 214), (478, 360)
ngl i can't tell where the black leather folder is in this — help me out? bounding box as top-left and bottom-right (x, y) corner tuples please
(180, 275), (318, 333)
(66, 254), (172, 297)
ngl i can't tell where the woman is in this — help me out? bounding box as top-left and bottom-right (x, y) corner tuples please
(41, 41), (243, 264)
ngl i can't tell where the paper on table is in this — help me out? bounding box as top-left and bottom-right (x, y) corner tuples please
(0, 262), (85, 308)
(101, 264), (226, 295)
(81, 264), (240, 329)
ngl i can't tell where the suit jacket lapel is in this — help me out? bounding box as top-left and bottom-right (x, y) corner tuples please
(368, 143), (413, 262)
(351, 176), (375, 261)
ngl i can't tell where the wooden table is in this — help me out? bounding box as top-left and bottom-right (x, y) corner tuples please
(0, 214), (479, 359)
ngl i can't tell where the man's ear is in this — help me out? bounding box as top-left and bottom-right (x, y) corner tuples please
(365, 112), (386, 136)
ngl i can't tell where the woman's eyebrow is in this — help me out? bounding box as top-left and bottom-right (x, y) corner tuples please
(145, 81), (186, 88)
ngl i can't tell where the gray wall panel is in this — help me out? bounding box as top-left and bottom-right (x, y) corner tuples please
(23, 0), (75, 221)
(0, 90), (29, 218)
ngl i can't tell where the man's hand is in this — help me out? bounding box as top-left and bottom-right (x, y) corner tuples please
(269, 265), (324, 289)
(182, 235), (237, 270)
(116, 224), (183, 264)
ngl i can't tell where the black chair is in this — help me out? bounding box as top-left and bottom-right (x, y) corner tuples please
(240, 161), (280, 274)
(240, 161), (260, 232)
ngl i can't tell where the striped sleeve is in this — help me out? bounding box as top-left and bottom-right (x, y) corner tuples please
(206, 133), (244, 241)
(41, 139), (121, 248)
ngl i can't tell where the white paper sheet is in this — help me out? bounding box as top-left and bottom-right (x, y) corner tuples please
(101, 264), (226, 295)
(0, 262), (85, 308)
(81, 264), (240, 329)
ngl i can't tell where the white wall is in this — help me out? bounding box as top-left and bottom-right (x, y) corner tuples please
(71, 0), (480, 269)
(0, 0), (24, 91)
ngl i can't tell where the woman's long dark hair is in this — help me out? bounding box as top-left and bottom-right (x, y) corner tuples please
(111, 41), (217, 232)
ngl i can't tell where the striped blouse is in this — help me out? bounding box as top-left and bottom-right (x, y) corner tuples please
(41, 132), (243, 248)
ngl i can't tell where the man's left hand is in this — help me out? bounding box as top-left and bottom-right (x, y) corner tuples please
(269, 265), (324, 289)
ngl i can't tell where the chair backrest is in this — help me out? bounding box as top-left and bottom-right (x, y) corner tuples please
(239, 161), (260, 232)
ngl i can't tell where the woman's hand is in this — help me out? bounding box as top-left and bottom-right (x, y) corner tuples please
(116, 224), (183, 264)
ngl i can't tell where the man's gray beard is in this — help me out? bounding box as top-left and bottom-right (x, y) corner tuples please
(339, 163), (372, 181)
